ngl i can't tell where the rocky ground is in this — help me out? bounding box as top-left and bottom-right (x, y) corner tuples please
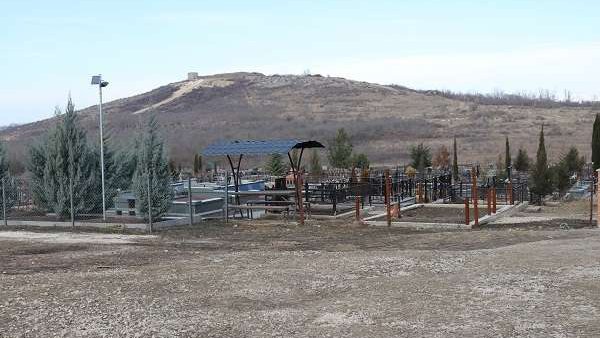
(1, 215), (599, 337)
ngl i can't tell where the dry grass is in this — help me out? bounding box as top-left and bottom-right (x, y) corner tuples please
(1, 72), (594, 167)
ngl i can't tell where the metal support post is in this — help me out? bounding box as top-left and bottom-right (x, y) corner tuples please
(147, 173), (153, 232)
(188, 177), (194, 226)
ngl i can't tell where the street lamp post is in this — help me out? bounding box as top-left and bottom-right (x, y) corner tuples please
(91, 75), (109, 221)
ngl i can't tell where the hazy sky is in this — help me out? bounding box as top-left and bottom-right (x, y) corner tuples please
(1, 0), (599, 125)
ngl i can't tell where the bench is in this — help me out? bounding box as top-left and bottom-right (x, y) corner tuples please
(228, 204), (291, 219)
(245, 199), (294, 206)
(246, 200), (311, 216)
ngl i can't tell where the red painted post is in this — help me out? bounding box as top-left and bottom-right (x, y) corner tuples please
(298, 172), (305, 225)
(397, 195), (402, 219)
(355, 196), (360, 221)
(492, 186), (497, 213)
(465, 197), (470, 225)
(508, 181), (514, 205)
(385, 169), (391, 227)
(471, 169), (479, 227)
(487, 188), (492, 215)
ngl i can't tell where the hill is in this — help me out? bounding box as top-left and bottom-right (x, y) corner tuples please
(1, 72), (597, 169)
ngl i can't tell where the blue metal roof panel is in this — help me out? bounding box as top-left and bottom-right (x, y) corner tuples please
(203, 139), (302, 156)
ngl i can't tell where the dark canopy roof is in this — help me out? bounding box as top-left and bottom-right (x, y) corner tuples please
(203, 139), (324, 156)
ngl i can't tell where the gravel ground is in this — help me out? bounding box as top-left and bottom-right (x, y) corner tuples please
(1, 222), (600, 337)
(400, 206), (489, 224)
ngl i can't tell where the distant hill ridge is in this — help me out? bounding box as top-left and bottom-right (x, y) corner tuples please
(1, 72), (596, 167)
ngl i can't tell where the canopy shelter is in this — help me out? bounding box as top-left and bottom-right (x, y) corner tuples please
(203, 139), (325, 213)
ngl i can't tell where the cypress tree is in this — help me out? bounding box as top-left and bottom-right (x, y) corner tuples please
(132, 116), (174, 220)
(0, 141), (8, 180)
(192, 154), (203, 176)
(531, 125), (552, 202)
(562, 147), (585, 175)
(592, 113), (600, 170)
(328, 128), (353, 169)
(452, 137), (459, 182)
(28, 142), (48, 209)
(505, 136), (511, 174)
(352, 153), (370, 170)
(552, 162), (570, 195)
(266, 153), (287, 177)
(0, 141), (17, 211)
(193, 154), (198, 176)
(514, 148), (530, 172)
(310, 149), (322, 175)
(196, 154), (202, 175)
(29, 98), (100, 218)
(410, 143), (432, 173)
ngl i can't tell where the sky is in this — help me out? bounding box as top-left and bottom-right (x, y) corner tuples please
(1, 0), (599, 125)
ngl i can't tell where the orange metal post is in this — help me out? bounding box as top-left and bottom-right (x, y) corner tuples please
(471, 169), (479, 227)
(508, 181), (514, 205)
(397, 195), (402, 219)
(298, 172), (305, 225)
(492, 187), (497, 213)
(465, 197), (470, 225)
(487, 189), (492, 215)
(385, 169), (391, 227)
(355, 196), (360, 221)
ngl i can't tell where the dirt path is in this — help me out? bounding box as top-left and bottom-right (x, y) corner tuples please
(1, 223), (599, 337)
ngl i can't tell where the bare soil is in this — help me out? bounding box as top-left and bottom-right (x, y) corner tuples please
(400, 206), (489, 224)
(1, 221), (600, 337)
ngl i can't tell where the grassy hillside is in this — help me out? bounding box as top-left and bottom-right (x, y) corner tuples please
(1, 72), (596, 169)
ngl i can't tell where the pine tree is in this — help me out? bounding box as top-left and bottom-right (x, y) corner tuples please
(266, 153), (287, 177)
(0, 140), (17, 211)
(592, 113), (600, 171)
(28, 98), (101, 218)
(552, 162), (570, 195)
(514, 148), (530, 172)
(328, 128), (353, 168)
(452, 137), (459, 182)
(116, 145), (137, 189)
(96, 136), (118, 211)
(410, 143), (432, 173)
(28, 141), (48, 209)
(310, 149), (322, 175)
(562, 147), (585, 175)
(496, 153), (505, 179)
(196, 154), (202, 175)
(132, 116), (174, 220)
(193, 154), (199, 176)
(0, 141), (8, 180)
(531, 125), (552, 202)
(192, 154), (203, 176)
(168, 160), (178, 180)
(352, 153), (370, 170)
